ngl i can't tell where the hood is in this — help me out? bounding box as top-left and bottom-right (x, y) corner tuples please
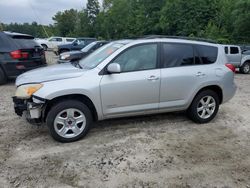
(16, 63), (85, 86)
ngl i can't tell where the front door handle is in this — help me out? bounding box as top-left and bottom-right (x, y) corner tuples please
(147, 75), (159, 81)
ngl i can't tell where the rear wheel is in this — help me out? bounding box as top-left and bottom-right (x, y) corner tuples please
(0, 68), (7, 85)
(240, 62), (250, 74)
(187, 90), (219, 124)
(46, 100), (93, 142)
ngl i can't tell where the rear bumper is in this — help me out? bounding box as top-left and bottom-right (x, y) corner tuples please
(222, 83), (237, 104)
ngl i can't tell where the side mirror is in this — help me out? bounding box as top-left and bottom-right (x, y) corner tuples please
(73, 42), (78, 46)
(107, 63), (121, 74)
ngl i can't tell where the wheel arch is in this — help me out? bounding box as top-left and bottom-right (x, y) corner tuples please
(41, 44), (48, 48)
(241, 55), (250, 66)
(192, 85), (223, 105)
(43, 94), (98, 122)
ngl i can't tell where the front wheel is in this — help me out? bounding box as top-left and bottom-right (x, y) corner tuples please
(240, 62), (250, 74)
(41, 44), (48, 51)
(187, 90), (219, 124)
(46, 100), (93, 142)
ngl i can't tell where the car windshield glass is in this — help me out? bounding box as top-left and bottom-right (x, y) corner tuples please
(81, 42), (97, 52)
(79, 42), (125, 69)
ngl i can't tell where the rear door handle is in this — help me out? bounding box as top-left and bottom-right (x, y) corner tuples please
(196, 72), (206, 77)
(147, 75), (159, 81)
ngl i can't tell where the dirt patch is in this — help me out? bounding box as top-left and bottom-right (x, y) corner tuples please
(1, 59), (250, 187)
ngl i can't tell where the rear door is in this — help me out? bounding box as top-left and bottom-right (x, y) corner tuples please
(227, 46), (241, 67)
(100, 43), (161, 118)
(159, 43), (218, 110)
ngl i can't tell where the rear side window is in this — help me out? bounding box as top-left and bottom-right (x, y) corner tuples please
(195, 45), (218, 64)
(12, 38), (39, 49)
(230, 47), (239, 54)
(0, 33), (11, 51)
(161, 43), (194, 68)
(5, 34), (39, 49)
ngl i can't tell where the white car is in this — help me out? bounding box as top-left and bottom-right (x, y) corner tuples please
(36, 37), (76, 51)
(223, 45), (250, 74)
(13, 37), (237, 142)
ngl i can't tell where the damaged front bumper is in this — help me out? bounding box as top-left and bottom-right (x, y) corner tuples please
(13, 96), (46, 124)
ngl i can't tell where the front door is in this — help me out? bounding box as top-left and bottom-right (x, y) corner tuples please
(100, 43), (160, 118)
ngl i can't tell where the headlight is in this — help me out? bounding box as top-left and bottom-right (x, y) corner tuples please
(60, 54), (70, 60)
(15, 84), (43, 99)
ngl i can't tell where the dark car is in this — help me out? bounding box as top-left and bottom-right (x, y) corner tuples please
(55, 38), (96, 55)
(58, 41), (109, 63)
(0, 31), (46, 85)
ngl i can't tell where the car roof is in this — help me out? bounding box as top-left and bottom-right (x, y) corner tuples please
(77, 37), (96, 40)
(3, 31), (34, 39)
(119, 38), (218, 47)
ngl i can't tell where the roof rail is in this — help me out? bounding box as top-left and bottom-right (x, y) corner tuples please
(138, 35), (217, 44)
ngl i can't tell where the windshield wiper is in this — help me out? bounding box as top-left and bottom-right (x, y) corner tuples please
(71, 60), (82, 69)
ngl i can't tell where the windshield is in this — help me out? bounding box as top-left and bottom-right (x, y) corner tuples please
(81, 42), (97, 52)
(79, 42), (125, 69)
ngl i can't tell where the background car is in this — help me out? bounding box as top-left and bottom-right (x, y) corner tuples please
(223, 45), (250, 74)
(55, 38), (97, 55)
(0, 31), (46, 85)
(36, 37), (76, 51)
(58, 41), (109, 63)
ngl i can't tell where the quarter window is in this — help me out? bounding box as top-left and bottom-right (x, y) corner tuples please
(113, 44), (157, 72)
(162, 43), (194, 68)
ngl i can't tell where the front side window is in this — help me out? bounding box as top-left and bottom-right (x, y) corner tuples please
(56, 38), (63, 42)
(113, 44), (157, 72)
(162, 43), (194, 68)
(66, 38), (74, 42)
(49, 38), (57, 42)
(230, 47), (239, 54)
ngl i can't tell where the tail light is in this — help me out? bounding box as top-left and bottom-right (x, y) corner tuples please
(225, 64), (236, 73)
(10, 50), (29, 59)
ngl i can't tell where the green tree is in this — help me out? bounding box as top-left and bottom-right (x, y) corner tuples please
(52, 9), (78, 37)
(160, 0), (220, 36)
(232, 0), (250, 43)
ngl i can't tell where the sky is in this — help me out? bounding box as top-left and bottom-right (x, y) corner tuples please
(0, 0), (89, 25)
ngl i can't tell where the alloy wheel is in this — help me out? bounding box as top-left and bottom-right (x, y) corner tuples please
(54, 108), (86, 139)
(197, 96), (216, 119)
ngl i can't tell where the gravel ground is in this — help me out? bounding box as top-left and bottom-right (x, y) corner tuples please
(0, 53), (250, 187)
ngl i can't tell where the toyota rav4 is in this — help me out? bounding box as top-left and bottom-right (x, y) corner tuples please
(13, 38), (237, 142)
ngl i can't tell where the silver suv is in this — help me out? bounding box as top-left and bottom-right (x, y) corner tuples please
(13, 38), (237, 142)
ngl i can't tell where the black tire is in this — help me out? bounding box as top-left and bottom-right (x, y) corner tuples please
(0, 68), (7, 85)
(46, 100), (93, 142)
(187, 90), (219, 124)
(41, 44), (48, 51)
(240, 62), (250, 74)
